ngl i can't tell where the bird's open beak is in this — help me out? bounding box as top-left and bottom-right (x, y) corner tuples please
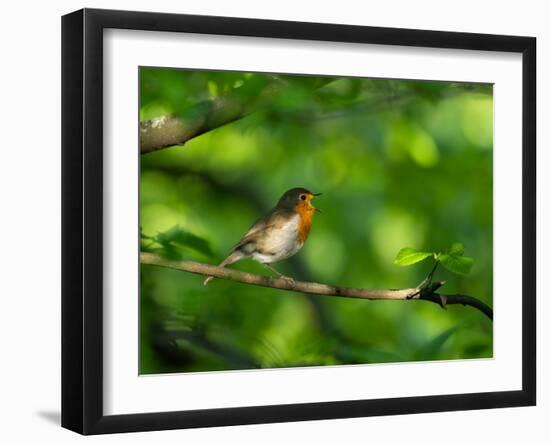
(311, 193), (322, 212)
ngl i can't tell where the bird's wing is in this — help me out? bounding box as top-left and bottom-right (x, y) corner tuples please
(230, 208), (293, 253)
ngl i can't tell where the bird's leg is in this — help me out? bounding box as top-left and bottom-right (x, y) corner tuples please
(263, 264), (295, 285)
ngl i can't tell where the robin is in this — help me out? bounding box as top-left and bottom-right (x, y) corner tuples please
(204, 187), (321, 285)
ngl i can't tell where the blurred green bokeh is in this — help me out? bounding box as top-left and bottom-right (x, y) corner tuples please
(139, 68), (493, 374)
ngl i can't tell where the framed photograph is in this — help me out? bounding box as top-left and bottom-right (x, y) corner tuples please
(62, 8), (536, 434)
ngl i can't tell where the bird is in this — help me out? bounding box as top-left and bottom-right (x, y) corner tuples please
(204, 187), (321, 285)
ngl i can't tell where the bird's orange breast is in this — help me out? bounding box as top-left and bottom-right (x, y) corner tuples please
(295, 202), (315, 243)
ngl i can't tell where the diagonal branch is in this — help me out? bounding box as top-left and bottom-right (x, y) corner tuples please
(140, 77), (334, 154)
(140, 97), (248, 154)
(140, 252), (493, 320)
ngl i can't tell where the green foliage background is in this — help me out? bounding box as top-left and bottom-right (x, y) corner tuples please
(139, 68), (493, 374)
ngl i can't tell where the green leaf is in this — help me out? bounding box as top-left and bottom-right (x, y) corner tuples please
(439, 253), (473, 275)
(155, 225), (214, 259)
(449, 242), (465, 256)
(394, 247), (432, 266)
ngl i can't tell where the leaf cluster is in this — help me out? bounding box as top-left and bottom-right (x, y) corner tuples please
(394, 242), (474, 275)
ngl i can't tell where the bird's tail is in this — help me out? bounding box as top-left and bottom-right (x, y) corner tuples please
(203, 251), (244, 286)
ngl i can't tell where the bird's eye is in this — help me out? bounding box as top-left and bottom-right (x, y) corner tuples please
(300, 194), (307, 201)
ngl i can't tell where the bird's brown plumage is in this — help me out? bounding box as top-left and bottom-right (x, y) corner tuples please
(230, 207), (295, 254)
(203, 188), (320, 285)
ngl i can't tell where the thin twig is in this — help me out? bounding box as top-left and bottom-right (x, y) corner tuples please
(140, 252), (493, 320)
(416, 259), (439, 290)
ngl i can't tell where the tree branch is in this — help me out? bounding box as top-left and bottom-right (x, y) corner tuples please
(140, 252), (493, 320)
(140, 97), (248, 154)
(140, 77), (334, 154)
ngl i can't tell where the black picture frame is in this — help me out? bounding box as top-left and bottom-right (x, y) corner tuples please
(62, 8), (536, 435)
